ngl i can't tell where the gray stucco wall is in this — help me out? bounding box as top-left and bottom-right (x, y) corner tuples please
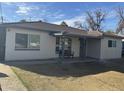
(86, 37), (122, 59)
(86, 38), (101, 59)
(100, 37), (122, 59)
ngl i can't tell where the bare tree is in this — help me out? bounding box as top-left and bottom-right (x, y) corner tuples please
(116, 7), (124, 21)
(73, 21), (83, 29)
(86, 9), (106, 31)
(116, 7), (124, 33)
(82, 23), (89, 31)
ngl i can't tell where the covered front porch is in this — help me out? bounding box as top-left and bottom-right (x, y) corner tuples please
(53, 32), (102, 60)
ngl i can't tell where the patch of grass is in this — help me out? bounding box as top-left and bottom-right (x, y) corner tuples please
(11, 67), (30, 90)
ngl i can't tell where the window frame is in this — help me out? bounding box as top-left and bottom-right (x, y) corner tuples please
(122, 41), (124, 49)
(15, 33), (40, 50)
(108, 40), (117, 48)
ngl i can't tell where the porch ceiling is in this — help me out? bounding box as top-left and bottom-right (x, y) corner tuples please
(63, 33), (103, 39)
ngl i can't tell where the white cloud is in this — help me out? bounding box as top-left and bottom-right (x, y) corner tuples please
(44, 10), (65, 20)
(16, 3), (39, 15)
(2, 2), (13, 5)
(16, 6), (32, 15)
(54, 14), (65, 19)
(3, 2), (65, 21)
(3, 2), (26, 6)
(53, 15), (86, 27)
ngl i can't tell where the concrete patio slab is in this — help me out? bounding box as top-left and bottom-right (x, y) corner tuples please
(3, 57), (98, 65)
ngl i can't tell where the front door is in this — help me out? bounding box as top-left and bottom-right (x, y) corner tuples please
(80, 38), (86, 58)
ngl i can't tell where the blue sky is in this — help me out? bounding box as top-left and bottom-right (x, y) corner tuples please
(1, 2), (124, 31)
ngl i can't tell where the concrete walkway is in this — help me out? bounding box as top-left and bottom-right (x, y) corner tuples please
(0, 63), (27, 91)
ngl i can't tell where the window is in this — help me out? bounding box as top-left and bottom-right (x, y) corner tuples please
(29, 35), (40, 48)
(113, 41), (116, 47)
(108, 40), (112, 47)
(108, 40), (116, 48)
(15, 33), (28, 48)
(15, 33), (40, 49)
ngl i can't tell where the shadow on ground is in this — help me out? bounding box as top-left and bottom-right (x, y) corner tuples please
(0, 73), (8, 78)
(9, 58), (124, 77)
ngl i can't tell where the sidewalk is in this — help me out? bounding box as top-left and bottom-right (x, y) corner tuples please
(0, 63), (27, 91)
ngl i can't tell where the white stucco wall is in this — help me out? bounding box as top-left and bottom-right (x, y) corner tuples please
(100, 37), (122, 59)
(86, 39), (101, 59)
(5, 28), (80, 61)
(5, 28), (58, 61)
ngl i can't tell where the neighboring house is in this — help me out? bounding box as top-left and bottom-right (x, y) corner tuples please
(0, 21), (123, 61)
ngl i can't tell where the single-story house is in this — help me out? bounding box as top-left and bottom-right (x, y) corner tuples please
(0, 21), (123, 61)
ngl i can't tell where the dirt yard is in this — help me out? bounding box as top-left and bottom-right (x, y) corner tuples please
(11, 59), (124, 91)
